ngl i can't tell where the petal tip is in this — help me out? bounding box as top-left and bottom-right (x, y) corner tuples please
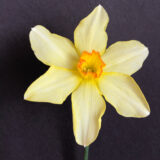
(24, 91), (29, 100)
(97, 4), (103, 8)
(83, 144), (87, 147)
(24, 88), (33, 101)
(31, 27), (35, 31)
(30, 25), (46, 35)
(143, 108), (150, 117)
(145, 47), (149, 56)
(31, 25), (43, 30)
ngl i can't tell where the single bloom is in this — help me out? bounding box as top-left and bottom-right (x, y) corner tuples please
(24, 5), (150, 147)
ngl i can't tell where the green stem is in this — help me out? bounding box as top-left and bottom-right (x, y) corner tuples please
(84, 146), (89, 160)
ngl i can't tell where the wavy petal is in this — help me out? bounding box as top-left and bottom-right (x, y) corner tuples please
(98, 72), (150, 117)
(24, 67), (81, 104)
(71, 80), (106, 146)
(74, 5), (109, 55)
(30, 25), (79, 69)
(102, 40), (149, 75)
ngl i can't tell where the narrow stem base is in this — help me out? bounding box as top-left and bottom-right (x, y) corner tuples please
(84, 146), (89, 160)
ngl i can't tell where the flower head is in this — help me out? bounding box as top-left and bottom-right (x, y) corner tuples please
(24, 5), (150, 147)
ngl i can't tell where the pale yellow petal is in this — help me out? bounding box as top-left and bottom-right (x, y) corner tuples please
(30, 25), (79, 69)
(24, 67), (82, 104)
(102, 40), (149, 75)
(74, 5), (109, 55)
(71, 80), (106, 146)
(98, 72), (150, 117)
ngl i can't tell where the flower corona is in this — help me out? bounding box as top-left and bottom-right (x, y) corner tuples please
(77, 50), (106, 79)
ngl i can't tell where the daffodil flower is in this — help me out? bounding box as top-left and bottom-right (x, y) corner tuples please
(24, 5), (150, 147)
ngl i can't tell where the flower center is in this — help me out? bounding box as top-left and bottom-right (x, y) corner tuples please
(77, 50), (106, 79)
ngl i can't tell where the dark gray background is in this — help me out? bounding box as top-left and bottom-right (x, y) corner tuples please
(0, 0), (160, 160)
